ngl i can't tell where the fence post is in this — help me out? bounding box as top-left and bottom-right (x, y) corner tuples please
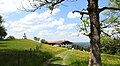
(34, 48), (36, 53)
(30, 48), (32, 57)
(24, 50), (27, 64)
(36, 45), (38, 52)
(18, 51), (20, 66)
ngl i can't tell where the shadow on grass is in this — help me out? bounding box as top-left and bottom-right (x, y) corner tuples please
(47, 64), (67, 66)
(0, 42), (8, 47)
(44, 57), (65, 66)
(102, 63), (120, 66)
(0, 50), (53, 66)
(68, 60), (88, 66)
(0, 45), (8, 47)
(49, 57), (63, 62)
(47, 59), (88, 66)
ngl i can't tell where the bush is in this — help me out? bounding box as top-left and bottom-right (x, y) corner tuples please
(6, 36), (15, 40)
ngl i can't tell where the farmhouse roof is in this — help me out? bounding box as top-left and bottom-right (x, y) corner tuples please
(47, 40), (64, 44)
(47, 40), (72, 44)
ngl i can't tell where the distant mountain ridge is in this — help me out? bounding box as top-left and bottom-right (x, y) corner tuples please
(72, 42), (90, 47)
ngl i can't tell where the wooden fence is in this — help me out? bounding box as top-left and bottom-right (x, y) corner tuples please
(0, 45), (42, 66)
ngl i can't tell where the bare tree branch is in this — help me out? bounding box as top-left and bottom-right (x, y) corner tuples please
(99, 7), (120, 13)
(51, 0), (64, 7)
(19, 0), (64, 12)
(101, 23), (112, 28)
(101, 15), (120, 28)
(72, 10), (89, 15)
(72, 10), (89, 20)
(101, 30), (111, 37)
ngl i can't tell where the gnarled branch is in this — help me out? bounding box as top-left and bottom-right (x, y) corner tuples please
(99, 7), (120, 13)
(19, 0), (64, 12)
(72, 10), (89, 20)
(72, 10), (89, 15)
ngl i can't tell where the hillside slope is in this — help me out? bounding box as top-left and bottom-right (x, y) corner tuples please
(0, 39), (40, 51)
(0, 39), (120, 66)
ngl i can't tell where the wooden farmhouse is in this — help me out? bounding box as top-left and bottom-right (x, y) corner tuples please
(47, 40), (73, 48)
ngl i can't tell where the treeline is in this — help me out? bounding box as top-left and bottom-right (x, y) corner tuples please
(100, 35), (120, 55)
(73, 35), (120, 56)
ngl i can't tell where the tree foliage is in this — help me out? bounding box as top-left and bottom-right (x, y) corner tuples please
(0, 15), (7, 40)
(100, 0), (120, 38)
(100, 35), (120, 55)
(34, 37), (40, 42)
(40, 39), (47, 43)
(6, 35), (16, 40)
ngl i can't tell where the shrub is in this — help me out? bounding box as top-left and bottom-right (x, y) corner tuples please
(6, 35), (15, 40)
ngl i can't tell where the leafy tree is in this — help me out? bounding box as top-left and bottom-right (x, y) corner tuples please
(0, 15), (7, 40)
(21, 0), (120, 66)
(34, 37), (40, 42)
(100, 0), (120, 56)
(100, 35), (120, 55)
(34, 37), (37, 41)
(40, 39), (47, 44)
(100, 0), (120, 38)
(6, 35), (15, 40)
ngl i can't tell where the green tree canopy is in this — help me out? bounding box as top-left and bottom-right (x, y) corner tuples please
(6, 35), (15, 40)
(34, 37), (40, 42)
(40, 39), (47, 43)
(0, 15), (7, 40)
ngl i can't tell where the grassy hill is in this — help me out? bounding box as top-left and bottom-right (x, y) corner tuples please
(0, 39), (120, 66)
(0, 39), (40, 51)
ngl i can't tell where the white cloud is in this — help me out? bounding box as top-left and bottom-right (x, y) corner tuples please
(67, 12), (80, 18)
(38, 30), (52, 36)
(55, 31), (72, 36)
(57, 23), (77, 30)
(0, 0), (21, 14)
(1, 0), (90, 42)
(70, 32), (78, 36)
(39, 30), (90, 42)
(10, 27), (24, 32)
(51, 18), (64, 26)
(2, 23), (9, 27)
(0, 0), (45, 14)
(7, 8), (62, 37)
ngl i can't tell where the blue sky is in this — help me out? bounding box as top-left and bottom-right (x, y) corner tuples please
(0, 0), (108, 42)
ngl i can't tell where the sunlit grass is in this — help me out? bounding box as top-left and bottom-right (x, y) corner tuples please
(101, 54), (120, 66)
(64, 50), (120, 66)
(0, 39), (40, 51)
(0, 39), (119, 66)
(41, 44), (67, 55)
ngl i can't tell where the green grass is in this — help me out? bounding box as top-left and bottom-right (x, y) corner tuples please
(41, 44), (67, 55)
(0, 39), (40, 51)
(0, 39), (67, 66)
(64, 50), (120, 66)
(0, 39), (120, 66)
(0, 39), (52, 66)
(64, 50), (89, 66)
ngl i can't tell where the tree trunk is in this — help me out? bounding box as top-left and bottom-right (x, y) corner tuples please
(87, 0), (102, 66)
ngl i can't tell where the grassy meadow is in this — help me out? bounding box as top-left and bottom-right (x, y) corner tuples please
(0, 39), (120, 66)
(0, 39), (39, 51)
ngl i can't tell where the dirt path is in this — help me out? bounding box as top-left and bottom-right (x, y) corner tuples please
(43, 50), (72, 66)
